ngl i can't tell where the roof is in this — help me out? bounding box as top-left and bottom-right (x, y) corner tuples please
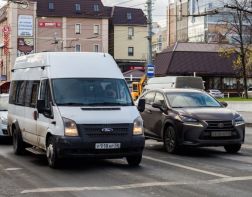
(36, 0), (109, 18)
(109, 6), (147, 25)
(155, 43), (237, 77)
(147, 88), (204, 93)
(13, 52), (124, 80)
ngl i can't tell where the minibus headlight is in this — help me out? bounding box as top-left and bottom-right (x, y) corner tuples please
(63, 117), (79, 137)
(133, 117), (143, 135)
(234, 115), (245, 126)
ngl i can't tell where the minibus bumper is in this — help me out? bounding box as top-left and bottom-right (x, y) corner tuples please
(54, 135), (145, 159)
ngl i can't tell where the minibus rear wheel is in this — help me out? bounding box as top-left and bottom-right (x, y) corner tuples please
(46, 136), (60, 168)
(13, 127), (25, 155)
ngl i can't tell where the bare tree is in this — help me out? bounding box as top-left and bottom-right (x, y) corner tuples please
(219, 0), (252, 98)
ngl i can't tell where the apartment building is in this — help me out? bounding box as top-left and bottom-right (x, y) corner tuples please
(152, 23), (167, 54)
(108, 6), (147, 72)
(0, 0), (109, 83)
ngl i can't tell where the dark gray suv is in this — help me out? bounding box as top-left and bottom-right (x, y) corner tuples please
(139, 89), (245, 153)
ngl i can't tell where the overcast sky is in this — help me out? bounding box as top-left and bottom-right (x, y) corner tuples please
(0, 0), (168, 27)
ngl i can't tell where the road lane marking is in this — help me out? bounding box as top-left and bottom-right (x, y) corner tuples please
(5, 168), (22, 171)
(243, 144), (252, 149)
(21, 176), (252, 194)
(143, 156), (230, 178)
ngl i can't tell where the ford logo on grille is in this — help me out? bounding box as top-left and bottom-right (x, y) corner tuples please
(218, 123), (224, 128)
(101, 128), (114, 133)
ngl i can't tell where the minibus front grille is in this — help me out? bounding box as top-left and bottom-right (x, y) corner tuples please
(77, 124), (132, 137)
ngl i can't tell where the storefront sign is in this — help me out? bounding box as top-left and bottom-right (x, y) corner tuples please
(18, 15), (33, 36)
(38, 21), (62, 28)
(130, 66), (145, 70)
(2, 25), (10, 55)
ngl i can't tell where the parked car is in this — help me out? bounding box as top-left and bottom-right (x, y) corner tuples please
(138, 88), (245, 154)
(242, 87), (252, 98)
(208, 89), (224, 98)
(0, 94), (9, 137)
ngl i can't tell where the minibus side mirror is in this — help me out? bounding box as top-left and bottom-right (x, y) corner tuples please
(37, 100), (46, 114)
(137, 99), (145, 112)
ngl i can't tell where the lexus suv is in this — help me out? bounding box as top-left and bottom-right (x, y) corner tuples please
(138, 89), (245, 154)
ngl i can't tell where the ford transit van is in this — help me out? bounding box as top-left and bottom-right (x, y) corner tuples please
(8, 52), (145, 168)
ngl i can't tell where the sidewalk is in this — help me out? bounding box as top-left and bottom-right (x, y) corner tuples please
(225, 101), (252, 127)
(238, 111), (252, 127)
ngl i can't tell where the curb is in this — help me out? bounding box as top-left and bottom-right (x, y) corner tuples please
(246, 123), (252, 127)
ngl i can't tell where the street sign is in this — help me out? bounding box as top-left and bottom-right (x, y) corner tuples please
(147, 64), (155, 78)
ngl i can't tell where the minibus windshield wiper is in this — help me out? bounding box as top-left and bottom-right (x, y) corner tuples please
(85, 102), (129, 106)
(57, 103), (85, 106)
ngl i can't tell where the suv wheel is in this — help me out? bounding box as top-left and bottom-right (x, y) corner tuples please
(224, 144), (241, 153)
(13, 128), (25, 155)
(164, 126), (179, 153)
(126, 154), (142, 166)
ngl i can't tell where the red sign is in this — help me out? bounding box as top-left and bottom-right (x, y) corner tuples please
(130, 66), (145, 70)
(38, 21), (62, 28)
(2, 25), (11, 33)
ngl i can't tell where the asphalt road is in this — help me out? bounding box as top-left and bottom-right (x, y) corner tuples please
(0, 127), (252, 197)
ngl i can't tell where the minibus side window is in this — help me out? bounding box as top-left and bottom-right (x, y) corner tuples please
(16, 81), (26, 106)
(39, 79), (53, 117)
(24, 81), (40, 108)
(9, 81), (17, 104)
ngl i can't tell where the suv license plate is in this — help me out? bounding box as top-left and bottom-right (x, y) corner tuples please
(95, 143), (121, 149)
(211, 131), (232, 137)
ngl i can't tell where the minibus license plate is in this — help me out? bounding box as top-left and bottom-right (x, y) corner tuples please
(95, 143), (121, 149)
(211, 131), (232, 137)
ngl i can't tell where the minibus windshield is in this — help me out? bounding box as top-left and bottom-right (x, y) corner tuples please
(52, 78), (134, 106)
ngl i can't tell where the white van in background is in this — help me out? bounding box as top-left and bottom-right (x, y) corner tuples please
(143, 76), (205, 93)
(8, 52), (145, 168)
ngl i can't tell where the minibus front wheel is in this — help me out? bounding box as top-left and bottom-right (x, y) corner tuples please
(46, 136), (60, 168)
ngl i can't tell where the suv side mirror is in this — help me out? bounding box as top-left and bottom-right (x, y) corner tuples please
(37, 100), (46, 114)
(220, 101), (228, 107)
(152, 103), (167, 112)
(137, 99), (145, 112)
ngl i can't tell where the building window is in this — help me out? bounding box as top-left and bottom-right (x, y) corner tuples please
(75, 4), (81, 13)
(128, 47), (134, 56)
(128, 27), (134, 39)
(48, 2), (54, 10)
(94, 44), (99, 52)
(75, 24), (81, 34)
(75, 44), (81, 52)
(127, 12), (132, 20)
(94, 4), (99, 12)
(94, 25), (99, 34)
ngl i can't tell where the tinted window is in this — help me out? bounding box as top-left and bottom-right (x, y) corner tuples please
(154, 92), (166, 108)
(9, 81), (17, 104)
(144, 92), (155, 104)
(40, 80), (52, 109)
(16, 81), (26, 105)
(24, 81), (40, 108)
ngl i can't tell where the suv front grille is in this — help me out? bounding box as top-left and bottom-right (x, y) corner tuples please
(200, 120), (239, 140)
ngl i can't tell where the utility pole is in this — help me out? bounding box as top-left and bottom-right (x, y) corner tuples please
(146, 0), (153, 66)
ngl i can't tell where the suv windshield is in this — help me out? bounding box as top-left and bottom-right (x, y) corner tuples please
(52, 78), (133, 106)
(166, 92), (222, 108)
(0, 95), (9, 111)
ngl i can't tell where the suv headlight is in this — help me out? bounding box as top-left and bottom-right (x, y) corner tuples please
(234, 115), (245, 126)
(177, 115), (203, 127)
(133, 116), (143, 135)
(0, 116), (7, 125)
(63, 117), (79, 137)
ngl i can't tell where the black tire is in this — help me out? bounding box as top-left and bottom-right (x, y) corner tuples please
(13, 127), (25, 155)
(164, 126), (179, 154)
(224, 144), (241, 153)
(46, 136), (60, 168)
(126, 154), (142, 166)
